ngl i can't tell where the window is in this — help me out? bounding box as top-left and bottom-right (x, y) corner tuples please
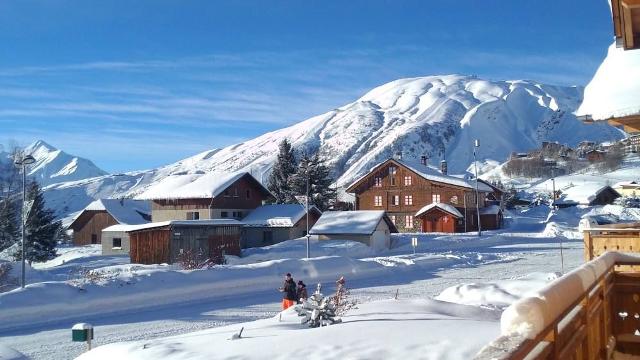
(390, 176), (396, 186)
(432, 194), (441, 203)
(91, 234), (98, 244)
(404, 195), (413, 206)
(405, 215), (414, 228)
(112, 238), (122, 248)
(389, 166), (397, 175)
(232, 211), (243, 218)
(450, 195), (458, 204)
(233, 187), (239, 197)
(187, 211), (200, 220)
(221, 211), (229, 218)
(374, 195), (383, 207)
(246, 189), (251, 199)
(223, 189), (231, 197)
(392, 195), (400, 206)
(404, 176), (412, 186)
(374, 177), (383, 187)
(390, 215), (396, 224)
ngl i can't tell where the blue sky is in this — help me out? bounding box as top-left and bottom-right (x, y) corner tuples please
(0, 0), (613, 172)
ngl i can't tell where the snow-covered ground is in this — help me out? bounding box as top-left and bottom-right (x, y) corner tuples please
(0, 204), (609, 359)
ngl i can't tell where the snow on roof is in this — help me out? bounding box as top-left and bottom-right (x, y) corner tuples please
(415, 203), (463, 218)
(479, 205), (501, 215)
(348, 158), (492, 192)
(309, 211), (388, 235)
(576, 43), (640, 121)
(104, 219), (243, 233)
(78, 199), (150, 225)
(241, 204), (320, 228)
(136, 171), (266, 200)
(555, 183), (618, 205)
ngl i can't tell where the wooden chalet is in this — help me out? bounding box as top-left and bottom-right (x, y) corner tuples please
(68, 199), (150, 246)
(612, 0), (640, 50)
(346, 157), (499, 233)
(136, 171), (273, 222)
(126, 220), (242, 265)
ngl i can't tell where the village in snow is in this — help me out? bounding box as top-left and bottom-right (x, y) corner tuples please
(2, 1), (640, 360)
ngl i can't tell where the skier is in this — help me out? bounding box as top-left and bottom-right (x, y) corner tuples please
(296, 280), (308, 303)
(279, 273), (297, 310)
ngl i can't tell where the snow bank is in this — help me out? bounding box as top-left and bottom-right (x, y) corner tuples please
(77, 298), (501, 360)
(0, 344), (28, 360)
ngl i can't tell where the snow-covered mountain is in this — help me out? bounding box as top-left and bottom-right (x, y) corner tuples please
(1, 140), (108, 187)
(42, 74), (624, 218)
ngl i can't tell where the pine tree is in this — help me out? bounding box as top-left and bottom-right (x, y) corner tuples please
(267, 139), (297, 204)
(0, 198), (19, 252)
(291, 153), (336, 211)
(19, 181), (61, 263)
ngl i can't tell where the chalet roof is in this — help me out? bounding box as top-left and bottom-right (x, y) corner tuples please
(135, 171), (272, 200)
(346, 158), (492, 193)
(415, 203), (463, 218)
(479, 205), (502, 215)
(309, 210), (397, 235)
(576, 43), (640, 121)
(555, 184), (620, 206)
(241, 204), (321, 228)
(104, 219), (244, 233)
(70, 199), (150, 229)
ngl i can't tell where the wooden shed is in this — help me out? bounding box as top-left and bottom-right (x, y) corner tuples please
(127, 220), (243, 265)
(241, 204), (322, 248)
(309, 211), (397, 250)
(415, 203), (463, 233)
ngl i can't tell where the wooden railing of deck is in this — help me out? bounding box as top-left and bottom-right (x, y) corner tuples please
(475, 252), (640, 360)
(583, 223), (640, 261)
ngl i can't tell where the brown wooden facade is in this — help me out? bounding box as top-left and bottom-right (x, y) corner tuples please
(347, 159), (489, 233)
(70, 211), (119, 246)
(612, 0), (640, 50)
(150, 174), (273, 222)
(129, 222), (242, 265)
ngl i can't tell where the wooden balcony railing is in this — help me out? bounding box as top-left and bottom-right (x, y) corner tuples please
(583, 223), (640, 261)
(475, 252), (640, 360)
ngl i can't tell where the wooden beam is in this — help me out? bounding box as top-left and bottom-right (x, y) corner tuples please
(614, 0), (624, 38)
(622, 5), (636, 49)
(608, 115), (640, 133)
(622, 0), (640, 9)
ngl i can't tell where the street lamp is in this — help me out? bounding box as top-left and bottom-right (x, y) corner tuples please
(14, 154), (36, 289)
(473, 140), (482, 237)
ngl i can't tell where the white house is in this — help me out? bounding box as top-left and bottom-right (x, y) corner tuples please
(309, 211), (398, 250)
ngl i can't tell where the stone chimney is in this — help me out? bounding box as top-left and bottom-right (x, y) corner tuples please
(440, 160), (448, 175)
(420, 155), (428, 166)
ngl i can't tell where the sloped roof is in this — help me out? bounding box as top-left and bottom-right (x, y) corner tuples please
(70, 199), (150, 229)
(347, 158), (492, 193)
(242, 204), (321, 228)
(479, 205), (502, 215)
(556, 184), (620, 205)
(135, 171), (272, 200)
(309, 210), (396, 235)
(104, 219), (244, 233)
(415, 203), (463, 218)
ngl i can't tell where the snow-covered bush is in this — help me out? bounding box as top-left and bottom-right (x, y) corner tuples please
(295, 283), (342, 327)
(0, 262), (17, 292)
(176, 249), (225, 270)
(331, 276), (357, 316)
(68, 266), (111, 289)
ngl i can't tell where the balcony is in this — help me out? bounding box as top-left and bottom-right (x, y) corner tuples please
(476, 251), (640, 359)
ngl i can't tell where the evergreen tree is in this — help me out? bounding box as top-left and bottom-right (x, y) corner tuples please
(267, 139), (297, 204)
(19, 181), (61, 263)
(291, 153), (336, 211)
(0, 198), (19, 252)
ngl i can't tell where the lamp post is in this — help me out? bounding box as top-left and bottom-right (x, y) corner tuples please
(305, 175), (310, 259)
(473, 140), (482, 237)
(14, 154), (36, 289)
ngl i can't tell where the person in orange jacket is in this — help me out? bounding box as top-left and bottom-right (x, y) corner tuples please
(279, 273), (297, 310)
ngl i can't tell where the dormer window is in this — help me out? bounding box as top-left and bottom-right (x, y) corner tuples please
(375, 177), (383, 187)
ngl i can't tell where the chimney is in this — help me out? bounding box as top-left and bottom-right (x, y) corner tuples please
(420, 155), (428, 166)
(395, 151), (402, 160)
(440, 160), (448, 175)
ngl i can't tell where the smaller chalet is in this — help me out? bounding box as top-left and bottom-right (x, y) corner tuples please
(136, 171), (273, 222)
(69, 199), (150, 246)
(613, 181), (640, 197)
(241, 204), (322, 248)
(415, 203), (463, 233)
(125, 219), (243, 265)
(555, 184), (620, 208)
(309, 210), (397, 250)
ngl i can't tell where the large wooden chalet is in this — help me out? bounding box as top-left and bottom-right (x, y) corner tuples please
(136, 171), (273, 222)
(346, 157), (501, 233)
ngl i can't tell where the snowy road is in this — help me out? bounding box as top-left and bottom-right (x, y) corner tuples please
(1, 238), (582, 360)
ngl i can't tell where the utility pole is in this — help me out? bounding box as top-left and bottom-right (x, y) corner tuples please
(473, 140), (482, 237)
(305, 173), (310, 259)
(14, 154), (35, 289)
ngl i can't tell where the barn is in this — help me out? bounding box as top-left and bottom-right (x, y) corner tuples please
(555, 184), (621, 208)
(126, 220), (242, 265)
(68, 199), (150, 246)
(241, 204), (322, 248)
(309, 211), (397, 250)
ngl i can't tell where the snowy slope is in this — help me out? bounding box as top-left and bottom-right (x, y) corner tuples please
(1, 140), (108, 187)
(41, 75), (624, 219)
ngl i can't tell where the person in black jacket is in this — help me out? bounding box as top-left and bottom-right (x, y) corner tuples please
(296, 280), (308, 303)
(280, 273), (297, 310)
